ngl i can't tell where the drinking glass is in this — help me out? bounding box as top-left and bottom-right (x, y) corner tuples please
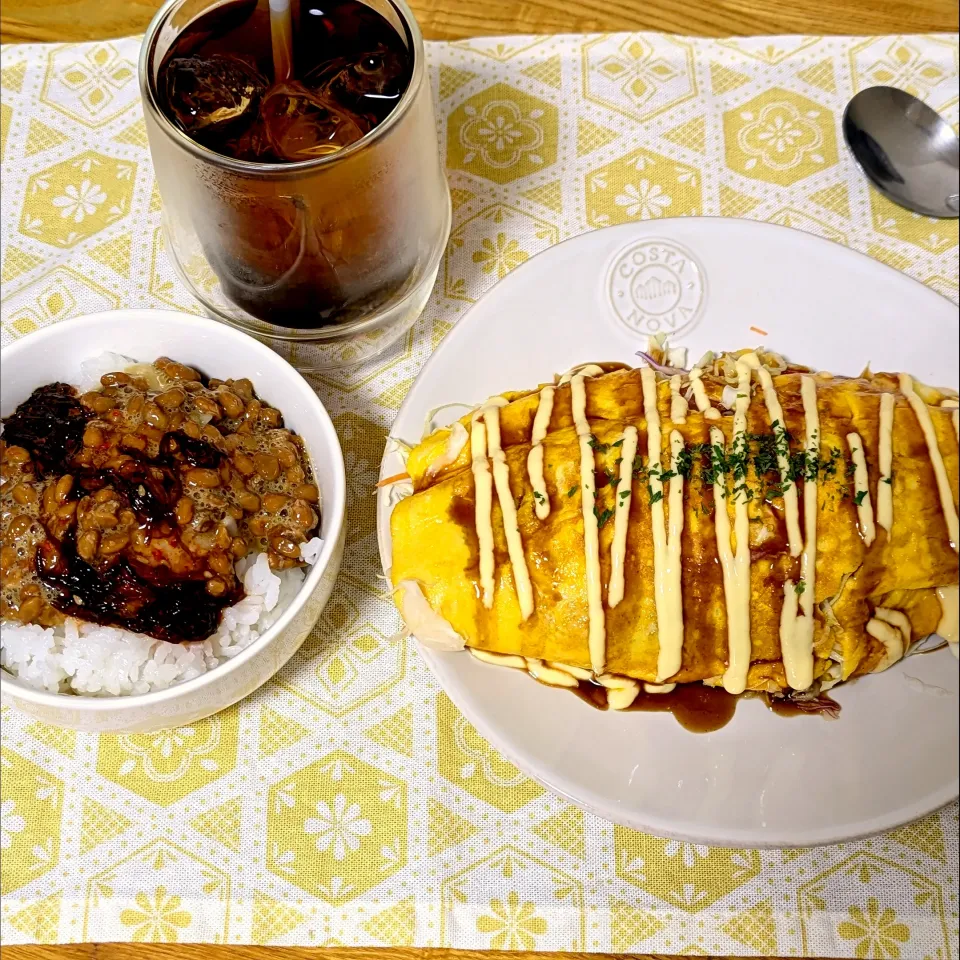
(139, 0), (451, 369)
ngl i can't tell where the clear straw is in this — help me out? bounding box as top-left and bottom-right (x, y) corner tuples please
(269, 0), (295, 82)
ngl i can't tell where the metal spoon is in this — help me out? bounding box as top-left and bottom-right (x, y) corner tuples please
(842, 86), (959, 219)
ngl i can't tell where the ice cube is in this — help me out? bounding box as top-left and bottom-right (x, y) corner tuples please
(220, 119), (274, 163)
(162, 54), (267, 138)
(306, 44), (409, 125)
(260, 81), (367, 161)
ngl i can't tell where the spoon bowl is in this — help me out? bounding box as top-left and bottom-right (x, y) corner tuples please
(842, 85), (959, 219)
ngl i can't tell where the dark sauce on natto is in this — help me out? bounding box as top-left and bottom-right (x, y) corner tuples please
(5, 382), (243, 643)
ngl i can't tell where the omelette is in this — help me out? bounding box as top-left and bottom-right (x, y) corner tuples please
(388, 346), (960, 712)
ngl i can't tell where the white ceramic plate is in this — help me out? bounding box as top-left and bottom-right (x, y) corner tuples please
(376, 219), (959, 847)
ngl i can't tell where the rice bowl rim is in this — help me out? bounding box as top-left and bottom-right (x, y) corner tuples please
(0, 309), (347, 711)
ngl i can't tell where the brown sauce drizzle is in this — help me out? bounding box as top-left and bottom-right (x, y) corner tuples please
(448, 494), (479, 575)
(563, 677), (739, 732)
(569, 679), (609, 710)
(624, 683), (738, 732)
(563, 675), (839, 729)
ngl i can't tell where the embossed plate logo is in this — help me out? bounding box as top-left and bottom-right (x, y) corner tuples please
(607, 238), (706, 337)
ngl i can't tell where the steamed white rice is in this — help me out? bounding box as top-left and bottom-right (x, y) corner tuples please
(78, 352), (151, 392)
(0, 539), (322, 697)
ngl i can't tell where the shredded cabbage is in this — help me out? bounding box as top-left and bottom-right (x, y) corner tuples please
(904, 634), (948, 657)
(425, 422), (469, 478)
(666, 346), (688, 369)
(693, 350), (715, 371)
(385, 436), (413, 458)
(818, 661), (843, 691)
(385, 478), (414, 508)
(422, 402), (477, 441)
(395, 580), (465, 651)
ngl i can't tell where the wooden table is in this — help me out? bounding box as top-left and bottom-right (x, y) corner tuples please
(0, 1), (952, 959)
(1, 0), (957, 43)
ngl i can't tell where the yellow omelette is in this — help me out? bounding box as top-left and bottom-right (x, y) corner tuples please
(389, 347), (959, 711)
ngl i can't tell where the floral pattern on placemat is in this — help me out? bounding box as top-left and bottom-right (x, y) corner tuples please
(1, 32), (958, 954)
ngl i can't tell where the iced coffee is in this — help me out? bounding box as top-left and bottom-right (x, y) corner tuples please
(140, 0), (450, 348)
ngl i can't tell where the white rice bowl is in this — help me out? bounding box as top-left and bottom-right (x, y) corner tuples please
(0, 540), (323, 697)
(0, 311), (346, 732)
(1, 346), (326, 698)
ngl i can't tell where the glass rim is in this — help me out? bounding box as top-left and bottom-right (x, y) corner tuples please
(138, 0), (426, 177)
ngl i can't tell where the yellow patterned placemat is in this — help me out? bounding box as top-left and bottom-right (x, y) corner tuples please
(1, 32), (958, 954)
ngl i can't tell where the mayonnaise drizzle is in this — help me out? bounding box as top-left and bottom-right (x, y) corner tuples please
(688, 367), (711, 413)
(558, 363), (605, 385)
(780, 376), (820, 691)
(469, 649), (595, 689)
(597, 673), (641, 710)
(469, 647), (526, 670)
(865, 614), (906, 672)
(484, 401), (535, 619)
(876, 392), (895, 533)
(546, 661), (593, 680)
(846, 432), (876, 547)
(798, 379), (821, 649)
(900, 373), (959, 551)
(742, 353), (802, 556)
(874, 607), (911, 645)
(663, 431), (687, 681)
(942, 398), (959, 442)
(608, 425), (639, 608)
(571, 372), (606, 673)
(719, 359), (754, 694)
(937, 584), (959, 659)
(669, 374), (688, 424)
(470, 412), (496, 607)
(526, 385), (555, 521)
(641, 367), (685, 683)
(470, 659), (662, 711)
(526, 657), (579, 688)
(468, 648), (642, 707)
